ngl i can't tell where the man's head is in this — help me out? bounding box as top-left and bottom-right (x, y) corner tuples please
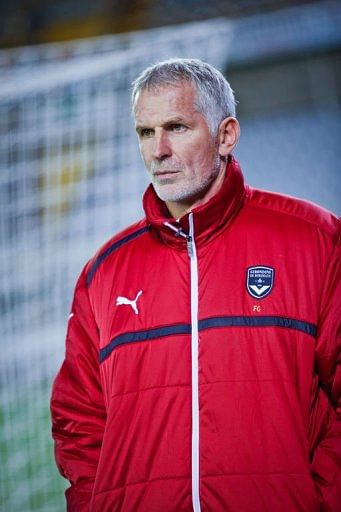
(132, 58), (240, 218)
(132, 58), (236, 136)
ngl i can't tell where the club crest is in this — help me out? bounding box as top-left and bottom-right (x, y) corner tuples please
(246, 266), (275, 299)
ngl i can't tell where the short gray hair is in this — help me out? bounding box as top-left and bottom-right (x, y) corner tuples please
(131, 58), (237, 135)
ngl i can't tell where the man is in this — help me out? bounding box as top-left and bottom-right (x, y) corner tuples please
(51, 59), (340, 512)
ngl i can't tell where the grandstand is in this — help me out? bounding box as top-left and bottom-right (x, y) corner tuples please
(0, 2), (340, 511)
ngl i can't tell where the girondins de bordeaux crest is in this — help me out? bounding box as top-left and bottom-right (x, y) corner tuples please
(247, 266), (275, 299)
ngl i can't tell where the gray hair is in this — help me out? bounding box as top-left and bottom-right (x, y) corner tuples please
(131, 58), (237, 135)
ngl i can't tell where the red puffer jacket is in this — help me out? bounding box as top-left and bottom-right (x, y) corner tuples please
(51, 157), (340, 512)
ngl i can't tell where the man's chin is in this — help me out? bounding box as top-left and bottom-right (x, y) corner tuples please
(152, 183), (182, 203)
(153, 180), (211, 205)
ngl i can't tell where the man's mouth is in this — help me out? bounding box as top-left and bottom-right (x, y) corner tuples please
(153, 170), (180, 176)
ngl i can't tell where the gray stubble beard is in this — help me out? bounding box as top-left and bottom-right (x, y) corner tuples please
(151, 150), (223, 203)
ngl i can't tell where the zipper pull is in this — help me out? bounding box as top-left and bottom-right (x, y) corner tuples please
(187, 213), (196, 259)
(187, 235), (193, 258)
(164, 219), (194, 258)
(164, 221), (189, 240)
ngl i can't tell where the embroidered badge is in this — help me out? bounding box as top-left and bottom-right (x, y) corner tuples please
(246, 266), (274, 299)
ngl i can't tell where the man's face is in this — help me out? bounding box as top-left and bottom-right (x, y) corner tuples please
(134, 82), (224, 216)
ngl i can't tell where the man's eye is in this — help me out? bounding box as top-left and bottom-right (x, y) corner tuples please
(140, 128), (153, 138)
(171, 124), (186, 132)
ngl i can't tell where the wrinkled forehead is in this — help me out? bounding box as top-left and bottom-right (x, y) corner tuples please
(133, 80), (199, 113)
(134, 82), (203, 129)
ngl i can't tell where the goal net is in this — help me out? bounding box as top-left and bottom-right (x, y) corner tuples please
(1, 4), (340, 510)
(0, 19), (233, 512)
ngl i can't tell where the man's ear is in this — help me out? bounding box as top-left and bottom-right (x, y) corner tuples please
(218, 117), (240, 157)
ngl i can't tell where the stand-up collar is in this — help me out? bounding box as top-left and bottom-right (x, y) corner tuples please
(143, 156), (247, 250)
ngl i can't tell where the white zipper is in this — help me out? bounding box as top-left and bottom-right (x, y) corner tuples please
(163, 216), (201, 511)
(188, 213), (201, 512)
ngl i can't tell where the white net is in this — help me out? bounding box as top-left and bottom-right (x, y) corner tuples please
(1, 5), (340, 511)
(0, 19), (234, 512)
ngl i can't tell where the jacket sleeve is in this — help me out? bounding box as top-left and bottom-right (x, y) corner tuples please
(50, 265), (106, 512)
(310, 228), (341, 512)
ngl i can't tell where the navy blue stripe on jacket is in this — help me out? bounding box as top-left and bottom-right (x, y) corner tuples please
(86, 226), (150, 286)
(99, 315), (317, 363)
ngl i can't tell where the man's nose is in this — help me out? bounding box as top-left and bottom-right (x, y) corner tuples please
(152, 129), (171, 159)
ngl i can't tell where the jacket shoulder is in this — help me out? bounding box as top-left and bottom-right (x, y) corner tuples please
(85, 217), (150, 286)
(247, 187), (340, 241)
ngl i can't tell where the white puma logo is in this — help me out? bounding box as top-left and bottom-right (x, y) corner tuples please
(116, 290), (143, 315)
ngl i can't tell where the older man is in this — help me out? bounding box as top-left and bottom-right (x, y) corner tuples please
(51, 59), (340, 512)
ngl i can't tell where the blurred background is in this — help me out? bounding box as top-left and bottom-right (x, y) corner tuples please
(0, 1), (340, 511)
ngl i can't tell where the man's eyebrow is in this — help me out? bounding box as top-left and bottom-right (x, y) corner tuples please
(135, 117), (187, 131)
(163, 116), (186, 125)
(135, 124), (150, 133)
(135, 115), (186, 133)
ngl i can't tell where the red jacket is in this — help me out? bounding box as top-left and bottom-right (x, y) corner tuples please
(51, 157), (340, 511)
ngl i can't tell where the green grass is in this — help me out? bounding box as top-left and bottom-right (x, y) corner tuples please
(0, 382), (67, 512)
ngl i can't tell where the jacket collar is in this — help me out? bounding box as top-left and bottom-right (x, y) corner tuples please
(143, 156), (247, 249)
